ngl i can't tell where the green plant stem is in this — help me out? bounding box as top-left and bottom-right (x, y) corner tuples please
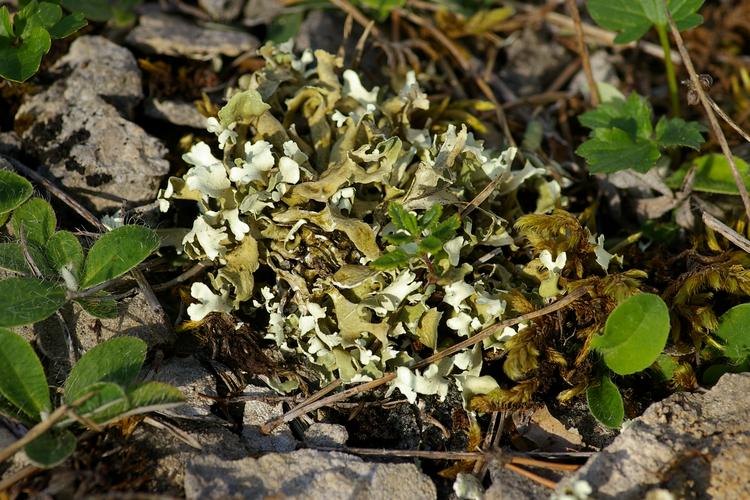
(656, 23), (680, 116)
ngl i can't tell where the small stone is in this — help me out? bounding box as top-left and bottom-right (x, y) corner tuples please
(151, 356), (224, 419)
(52, 36), (143, 116)
(303, 422), (348, 448)
(126, 10), (259, 60)
(184, 449), (437, 499)
(144, 99), (209, 129)
(199, 0), (244, 22)
(15, 37), (169, 213)
(242, 384), (297, 453)
(243, 0), (283, 27)
(556, 373), (750, 499)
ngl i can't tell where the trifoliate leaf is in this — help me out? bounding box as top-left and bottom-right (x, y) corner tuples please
(655, 116), (705, 149)
(576, 128), (660, 174)
(587, 0), (704, 45)
(578, 93), (653, 139)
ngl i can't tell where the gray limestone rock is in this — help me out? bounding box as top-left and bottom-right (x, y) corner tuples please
(184, 448), (437, 499)
(303, 422), (348, 448)
(126, 10), (259, 60)
(52, 35), (143, 116)
(556, 373), (750, 499)
(242, 0), (283, 27)
(199, 0), (244, 22)
(15, 36), (169, 213)
(241, 384), (297, 453)
(151, 356), (225, 419)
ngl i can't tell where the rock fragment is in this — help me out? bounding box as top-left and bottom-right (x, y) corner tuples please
(185, 449), (437, 499)
(15, 36), (169, 213)
(303, 422), (348, 448)
(126, 11), (259, 60)
(556, 373), (750, 499)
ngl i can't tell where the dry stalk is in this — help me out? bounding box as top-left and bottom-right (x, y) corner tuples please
(662, 3), (750, 223)
(565, 0), (599, 106)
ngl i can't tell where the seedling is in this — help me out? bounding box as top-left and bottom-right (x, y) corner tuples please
(0, 1), (86, 82)
(0, 333), (183, 467)
(0, 170), (160, 330)
(0, 0), (142, 83)
(587, 0), (704, 115)
(576, 92), (704, 174)
(587, 293), (670, 428)
(371, 202), (461, 276)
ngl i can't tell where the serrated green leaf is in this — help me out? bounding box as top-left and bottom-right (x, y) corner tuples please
(666, 154), (750, 194)
(579, 93), (653, 139)
(430, 214), (461, 242)
(383, 231), (414, 246)
(418, 235), (444, 254)
(588, 0), (704, 44)
(47, 12), (86, 39)
(0, 170), (33, 214)
(419, 204), (443, 231)
(587, 375), (624, 428)
(576, 128), (661, 174)
(371, 248), (412, 270)
(11, 198), (56, 245)
(0, 327), (51, 421)
(655, 116), (705, 149)
(64, 337), (147, 405)
(591, 293), (670, 375)
(388, 202), (419, 236)
(0, 277), (66, 327)
(714, 304), (750, 362)
(24, 428), (76, 468)
(46, 230), (84, 280)
(80, 225), (159, 289)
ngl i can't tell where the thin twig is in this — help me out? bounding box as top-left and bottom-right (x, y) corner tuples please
(312, 446), (482, 460)
(0, 464), (40, 492)
(0, 393), (94, 465)
(504, 462), (558, 489)
(663, 4), (750, 222)
(565, 0), (599, 106)
(702, 212), (750, 253)
(262, 286), (591, 433)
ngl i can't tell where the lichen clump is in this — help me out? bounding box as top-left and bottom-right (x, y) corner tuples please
(159, 44), (603, 405)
